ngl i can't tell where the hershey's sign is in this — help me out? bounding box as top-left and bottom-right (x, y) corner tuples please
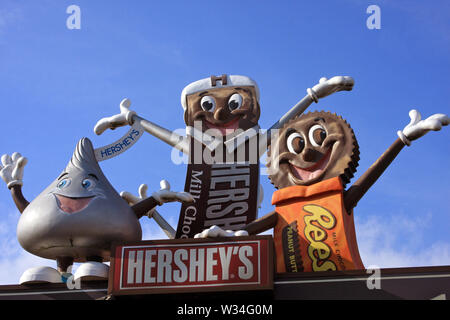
(108, 236), (273, 296)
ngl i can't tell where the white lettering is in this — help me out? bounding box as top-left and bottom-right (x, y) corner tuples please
(366, 5), (381, 30)
(157, 250), (172, 283)
(127, 250), (143, 284)
(206, 248), (218, 281)
(173, 249), (188, 283)
(189, 249), (205, 282)
(238, 246), (253, 280)
(144, 250), (156, 283)
(66, 5), (81, 30)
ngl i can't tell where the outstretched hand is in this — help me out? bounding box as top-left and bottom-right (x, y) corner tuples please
(307, 76), (355, 102)
(121, 180), (194, 206)
(94, 98), (136, 135)
(121, 184), (149, 206)
(152, 180), (194, 205)
(398, 109), (449, 145)
(0, 153), (28, 189)
(194, 225), (249, 239)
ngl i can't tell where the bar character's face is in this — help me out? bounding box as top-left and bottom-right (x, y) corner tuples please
(184, 86), (260, 138)
(268, 112), (359, 189)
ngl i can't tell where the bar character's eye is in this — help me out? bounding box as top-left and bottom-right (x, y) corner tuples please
(200, 96), (216, 112)
(228, 93), (243, 111)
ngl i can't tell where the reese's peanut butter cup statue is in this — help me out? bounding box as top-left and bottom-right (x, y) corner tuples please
(196, 109), (449, 273)
(0, 138), (193, 284)
(95, 75), (354, 238)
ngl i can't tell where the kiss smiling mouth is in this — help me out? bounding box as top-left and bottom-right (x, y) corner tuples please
(54, 194), (95, 214)
(288, 148), (332, 182)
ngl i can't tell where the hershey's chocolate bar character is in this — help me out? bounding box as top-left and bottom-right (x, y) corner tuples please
(95, 75), (354, 238)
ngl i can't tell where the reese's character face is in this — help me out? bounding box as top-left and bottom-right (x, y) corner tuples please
(184, 86), (260, 138)
(268, 112), (359, 189)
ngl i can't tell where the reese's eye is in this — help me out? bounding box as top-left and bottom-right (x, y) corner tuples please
(287, 132), (305, 154)
(57, 179), (71, 189)
(200, 96), (216, 112)
(309, 124), (327, 147)
(82, 178), (95, 189)
(228, 93), (243, 111)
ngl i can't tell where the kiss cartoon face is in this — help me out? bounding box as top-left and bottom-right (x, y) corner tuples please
(184, 85), (260, 138)
(16, 138), (142, 262)
(268, 111), (360, 189)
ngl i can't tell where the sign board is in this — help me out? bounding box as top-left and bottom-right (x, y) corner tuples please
(108, 236), (273, 296)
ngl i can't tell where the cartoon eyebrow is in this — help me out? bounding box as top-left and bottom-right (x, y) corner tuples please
(88, 173), (99, 181)
(57, 172), (68, 180)
(285, 128), (297, 138)
(198, 91), (209, 97)
(314, 117), (326, 123)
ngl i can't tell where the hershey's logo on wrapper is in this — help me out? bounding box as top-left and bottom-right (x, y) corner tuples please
(176, 160), (259, 239)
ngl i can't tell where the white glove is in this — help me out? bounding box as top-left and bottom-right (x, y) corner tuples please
(94, 98), (136, 135)
(121, 184), (149, 206)
(0, 153), (28, 189)
(397, 110), (449, 146)
(151, 180), (194, 205)
(307, 76), (354, 102)
(194, 225), (249, 239)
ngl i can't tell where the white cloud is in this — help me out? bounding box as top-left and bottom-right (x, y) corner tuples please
(0, 205), (53, 285)
(0, 6), (23, 35)
(355, 212), (450, 268)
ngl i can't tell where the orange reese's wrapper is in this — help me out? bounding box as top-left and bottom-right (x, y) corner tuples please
(272, 177), (364, 273)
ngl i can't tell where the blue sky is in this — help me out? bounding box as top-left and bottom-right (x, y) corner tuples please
(0, 0), (449, 284)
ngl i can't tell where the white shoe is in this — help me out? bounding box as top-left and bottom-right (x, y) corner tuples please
(19, 266), (62, 284)
(74, 262), (109, 281)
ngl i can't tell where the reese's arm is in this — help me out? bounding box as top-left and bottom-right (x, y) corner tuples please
(344, 138), (405, 212)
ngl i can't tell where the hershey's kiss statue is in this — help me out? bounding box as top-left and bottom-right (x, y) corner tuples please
(195, 108), (449, 273)
(95, 75), (354, 239)
(0, 138), (193, 284)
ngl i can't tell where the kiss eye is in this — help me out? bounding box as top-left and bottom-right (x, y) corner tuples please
(228, 93), (243, 111)
(57, 178), (70, 189)
(82, 178), (95, 189)
(200, 96), (216, 112)
(309, 124), (327, 147)
(287, 132), (305, 154)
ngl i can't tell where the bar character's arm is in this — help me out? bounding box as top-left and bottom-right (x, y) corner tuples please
(123, 180), (193, 239)
(259, 76), (355, 157)
(94, 98), (190, 154)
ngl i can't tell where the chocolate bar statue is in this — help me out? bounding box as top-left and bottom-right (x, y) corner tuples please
(0, 138), (192, 284)
(95, 75), (354, 238)
(196, 109), (449, 273)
